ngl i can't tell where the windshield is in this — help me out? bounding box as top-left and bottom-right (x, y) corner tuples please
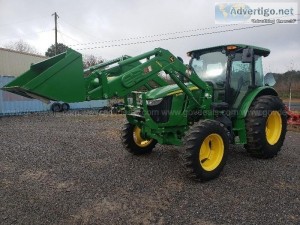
(190, 51), (227, 83)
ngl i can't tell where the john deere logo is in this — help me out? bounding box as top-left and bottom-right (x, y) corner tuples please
(170, 56), (175, 62)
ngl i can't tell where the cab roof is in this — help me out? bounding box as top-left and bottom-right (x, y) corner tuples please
(187, 44), (270, 57)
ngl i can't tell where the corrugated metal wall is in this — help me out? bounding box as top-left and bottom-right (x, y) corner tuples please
(0, 76), (107, 115)
(0, 48), (47, 76)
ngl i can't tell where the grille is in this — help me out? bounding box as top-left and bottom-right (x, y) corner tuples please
(147, 96), (173, 123)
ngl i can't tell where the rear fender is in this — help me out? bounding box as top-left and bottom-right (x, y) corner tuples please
(233, 87), (278, 144)
(237, 87), (278, 119)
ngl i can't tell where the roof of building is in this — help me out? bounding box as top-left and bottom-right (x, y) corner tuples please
(0, 47), (47, 58)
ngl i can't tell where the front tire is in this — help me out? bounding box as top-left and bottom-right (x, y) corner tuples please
(122, 123), (157, 155)
(183, 120), (229, 181)
(245, 95), (287, 158)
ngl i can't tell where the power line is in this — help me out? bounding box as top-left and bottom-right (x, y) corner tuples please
(70, 14), (299, 47)
(75, 23), (274, 51)
(0, 15), (53, 41)
(0, 28), (53, 41)
(59, 18), (99, 41)
(69, 24), (241, 47)
(57, 23), (66, 44)
(57, 30), (81, 44)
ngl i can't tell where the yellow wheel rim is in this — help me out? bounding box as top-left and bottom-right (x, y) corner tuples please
(133, 126), (153, 147)
(265, 111), (282, 145)
(199, 134), (224, 171)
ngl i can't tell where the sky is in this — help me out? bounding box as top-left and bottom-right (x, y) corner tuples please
(0, 0), (299, 73)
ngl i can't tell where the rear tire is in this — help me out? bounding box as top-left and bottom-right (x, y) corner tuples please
(183, 120), (229, 181)
(245, 95), (287, 158)
(121, 123), (157, 155)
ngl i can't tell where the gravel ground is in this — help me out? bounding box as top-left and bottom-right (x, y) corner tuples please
(0, 112), (299, 225)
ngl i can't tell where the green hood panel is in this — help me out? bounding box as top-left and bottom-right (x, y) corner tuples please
(145, 83), (198, 99)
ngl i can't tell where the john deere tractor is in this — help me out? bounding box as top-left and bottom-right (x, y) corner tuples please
(2, 44), (287, 181)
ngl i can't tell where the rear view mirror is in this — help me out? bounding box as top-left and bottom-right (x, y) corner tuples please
(242, 48), (253, 63)
(264, 73), (276, 86)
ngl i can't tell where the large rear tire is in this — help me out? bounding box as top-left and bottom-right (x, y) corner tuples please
(245, 95), (287, 158)
(183, 120), (229, 181)
(122, 123), (157, 155)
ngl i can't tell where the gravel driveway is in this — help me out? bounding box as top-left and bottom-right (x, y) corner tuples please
(0, 112), (299, 225)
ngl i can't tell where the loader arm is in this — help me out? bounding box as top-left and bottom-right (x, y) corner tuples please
(86, 48), (210, 106)
(2, 48), (211, 106)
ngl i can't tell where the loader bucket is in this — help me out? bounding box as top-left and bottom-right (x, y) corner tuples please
(2, 49), (86, 103)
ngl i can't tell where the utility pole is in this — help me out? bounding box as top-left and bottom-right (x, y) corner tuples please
(52, 12), (59, 55)
(289, 82), (292, 111)
(288, 60), (294, 111)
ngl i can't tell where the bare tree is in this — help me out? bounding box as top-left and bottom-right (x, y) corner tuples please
(83, 54), (104, 69)
(4, 40), (40, 55)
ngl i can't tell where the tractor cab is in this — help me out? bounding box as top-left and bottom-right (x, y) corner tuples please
(188, 44), (270, 108)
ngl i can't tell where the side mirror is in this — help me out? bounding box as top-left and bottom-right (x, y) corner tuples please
(242, 48), (254, 63)
(264, 73), (276, 86)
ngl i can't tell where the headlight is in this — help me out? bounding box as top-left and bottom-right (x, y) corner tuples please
(146, 98), (163, 106)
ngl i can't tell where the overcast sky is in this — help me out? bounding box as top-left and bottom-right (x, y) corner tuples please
(0, 0), (299, 73)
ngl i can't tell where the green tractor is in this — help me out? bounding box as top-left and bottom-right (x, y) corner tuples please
(2, 44), (287, 181)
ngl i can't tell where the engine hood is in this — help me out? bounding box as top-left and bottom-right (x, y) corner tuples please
(145, 83), (198, 99)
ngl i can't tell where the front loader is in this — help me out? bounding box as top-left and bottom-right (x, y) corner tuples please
(2, 44), (287, 181)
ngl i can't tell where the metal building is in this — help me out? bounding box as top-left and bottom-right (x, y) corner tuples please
(0, 48), (107, 115)
(0, 48), (47, 76)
